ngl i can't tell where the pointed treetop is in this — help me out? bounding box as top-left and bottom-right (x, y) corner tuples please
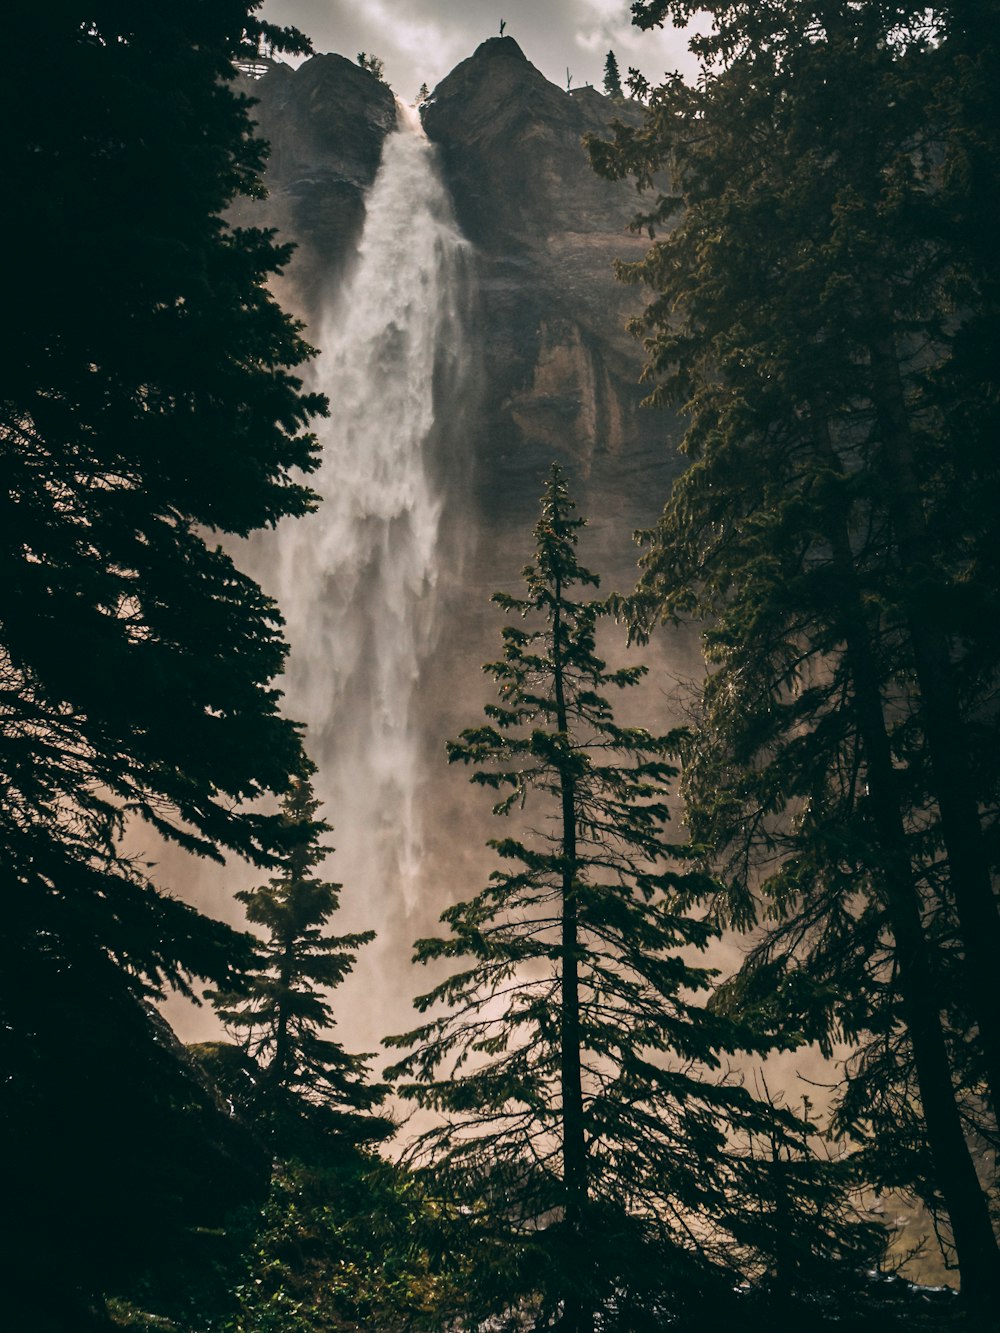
(210, 759), (382, 1124)
(604, 49), (624, 99)
(522, 462), (599, 602)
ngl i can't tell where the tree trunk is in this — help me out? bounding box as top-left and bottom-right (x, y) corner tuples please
(841, 616), (1000, 1304)
(815, 416), (1000, 1302)
(552, 569), (591, 1333)
(867, 305), (1000, 1120)
(269, 935), (296, 1092)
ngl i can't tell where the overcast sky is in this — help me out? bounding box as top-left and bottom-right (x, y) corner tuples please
(260, 0), (701, 101)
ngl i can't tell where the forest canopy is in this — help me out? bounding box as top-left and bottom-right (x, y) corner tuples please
(591, 0), (1000, 1310)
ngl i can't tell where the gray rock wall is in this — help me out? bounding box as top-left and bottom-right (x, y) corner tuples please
(422, 37), (680, 533)
(234, 53), (397, 309)
(238, 38), (684, 544)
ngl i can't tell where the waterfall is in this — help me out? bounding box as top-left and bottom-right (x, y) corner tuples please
(263, 104), (471, 1034)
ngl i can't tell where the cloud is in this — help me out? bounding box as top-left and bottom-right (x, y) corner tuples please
(573, 0), (703, 81)
(352, 0), (469, 89)
(261, 0), (703, 96)
(262, 0), (502, 97)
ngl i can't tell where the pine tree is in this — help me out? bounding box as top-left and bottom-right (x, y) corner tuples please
(211, 762), (382, 1131)
(357, 50), (386, 80)
(0, 2), (325, 1316)
(385, 466), (854, 1331)
(603, 49), (623, 99)
(590, 0), (1000, 1302)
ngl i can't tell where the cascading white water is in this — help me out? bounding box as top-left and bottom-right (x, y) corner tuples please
(265, 104), (471, 1021)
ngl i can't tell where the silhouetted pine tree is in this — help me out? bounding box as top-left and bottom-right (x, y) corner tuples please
(1, 3), (322, 1320)
(211, 762), (383, 1135)
(590, 0), (1000, 1303)
(603, 49), (623, 99)
(386, 467), (859, 1332)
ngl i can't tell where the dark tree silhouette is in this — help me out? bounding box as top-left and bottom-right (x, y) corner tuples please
(603, 49), (623, 99)
(210, 761), (382, 1130)
(591, 0), (1000, 1304)
(386, 467), (852, 1331)
(357, 50), (386, 80)
(1, 2), (324, 1320)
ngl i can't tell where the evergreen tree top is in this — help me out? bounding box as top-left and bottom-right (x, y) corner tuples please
(212, 762), (382, 1126)
(604, 49), (624, 100)
(519, 462), (599, 598)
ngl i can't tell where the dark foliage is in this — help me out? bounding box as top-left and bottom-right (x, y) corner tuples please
(386, 467), (880, 1330)
(109, 1129), (468, 1333)
(1, 2), (325, 1320)
(590, 0), (1000, 1304)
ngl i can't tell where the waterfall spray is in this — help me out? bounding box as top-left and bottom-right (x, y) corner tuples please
(262, 105), (471, 1033)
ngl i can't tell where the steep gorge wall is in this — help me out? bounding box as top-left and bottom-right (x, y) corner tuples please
(423, 37), (673, 531)
(232, 52), (397, 306)
(239, 37), (684, 542)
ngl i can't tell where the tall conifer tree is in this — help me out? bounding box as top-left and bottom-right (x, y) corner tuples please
(591, 0), (1000, 1302)
(386, 467), (864, 1331)
(211, 762), (381, 1127)
(1, 2), (324, 1315)
(603, 49), (624, 99)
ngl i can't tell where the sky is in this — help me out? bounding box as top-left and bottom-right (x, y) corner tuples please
(259, 0), (702, 101)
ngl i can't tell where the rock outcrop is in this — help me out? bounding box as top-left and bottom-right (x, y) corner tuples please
(237, 38), (681, 536)
(235, 54), (397, 309)
(422, 37), (678, 529)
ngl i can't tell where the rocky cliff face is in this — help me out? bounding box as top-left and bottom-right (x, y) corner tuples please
(240, 37), (682, 539)
(423, 37), (677, 530)
(235, 53), (397, 308)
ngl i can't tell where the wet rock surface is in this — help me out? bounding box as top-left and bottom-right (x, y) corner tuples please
(423, 37), (679, 531)
(234, 54), (397, 310)
(240, 38), (683, 542)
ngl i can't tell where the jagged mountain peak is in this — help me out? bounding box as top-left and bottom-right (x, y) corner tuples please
(425, 34), (608, 157)
(428, 34), (542, 94)
(423, 45), (641, 254)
